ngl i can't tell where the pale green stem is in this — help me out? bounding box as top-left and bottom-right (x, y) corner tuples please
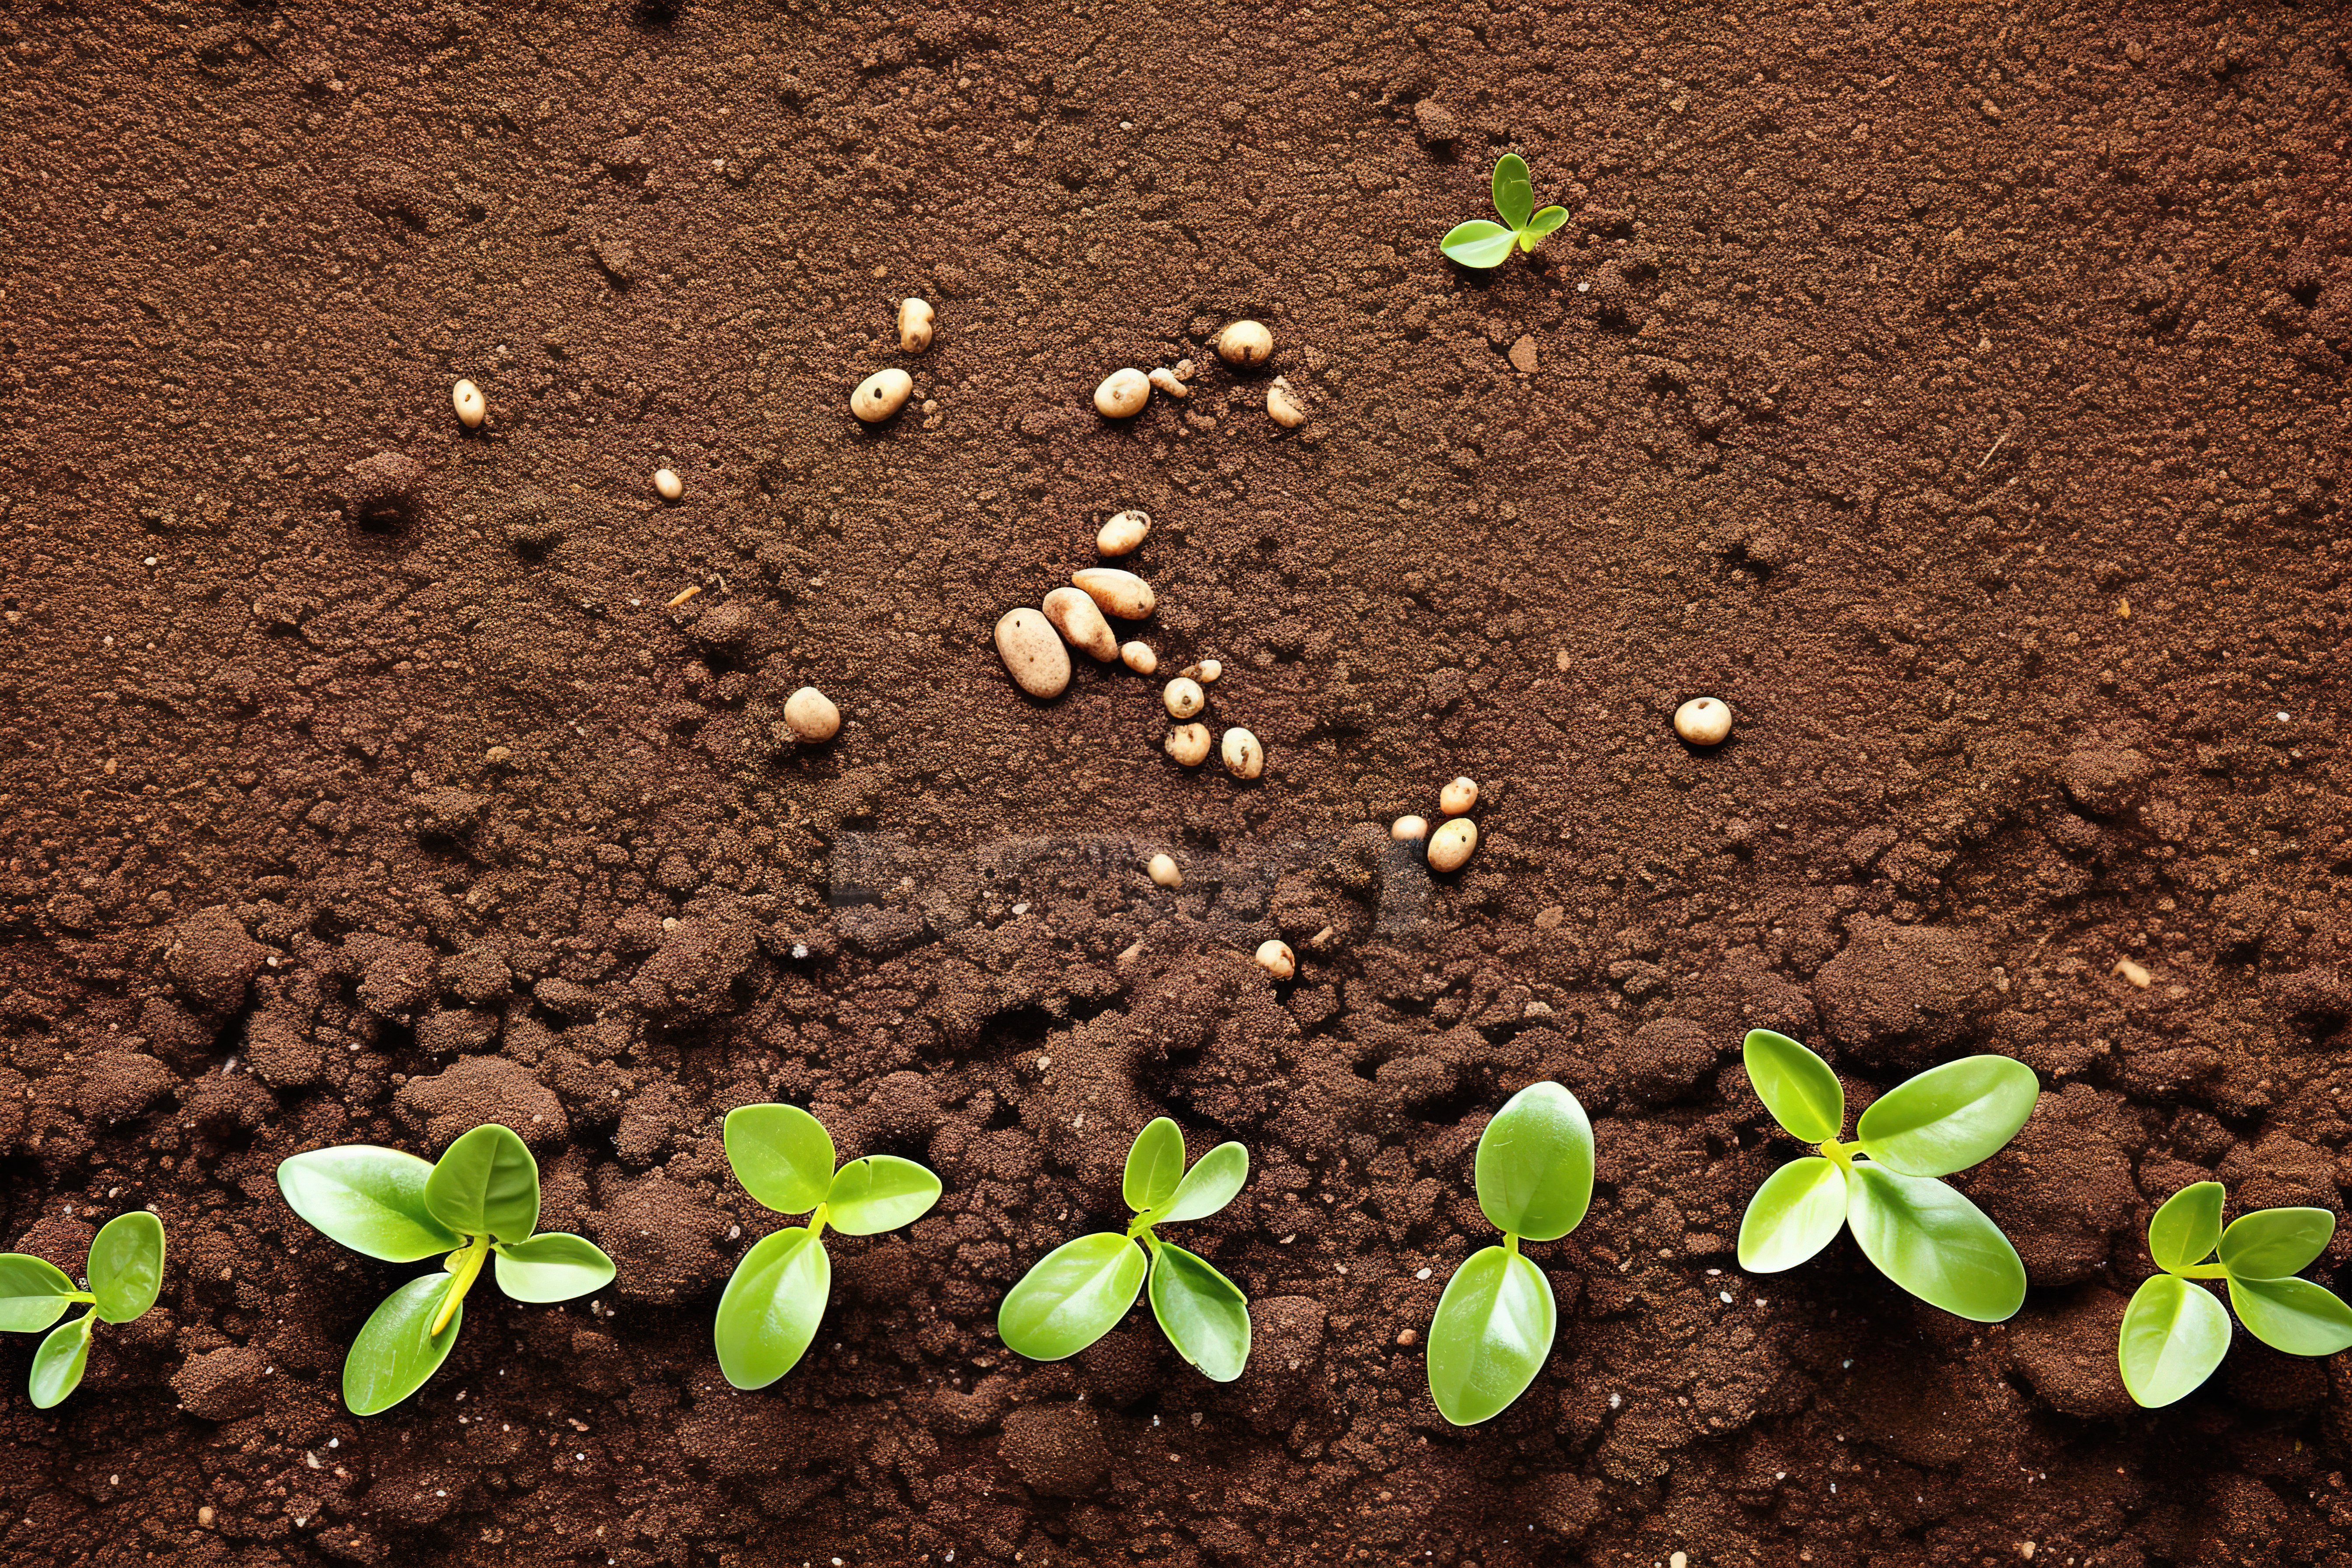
(2175, 1264), (2230, 1280)
(1504, 1233), (1522, 1256)
(432, 1236), (492, 1337)
(62, 1291), (96, 1306)
(808, 1203), (830, 1242)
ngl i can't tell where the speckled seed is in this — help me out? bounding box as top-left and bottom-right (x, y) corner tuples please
(783, 686), (841, 742)
(1391, 815), (1429, 842)
(1222, 727), (1264, 780)
(1043, 586), (1119, 662)
(1097, 509), (1152, 557)
(1255, 939), (1295, 981)
(1439, 776), (1480, 816)
(1148, 368), (1191, 399)
(1218, 319), (1274, 367)
(898, 297), (935, 353)
(1149, 853), (1183, 889)
(1093, 367), (1150, 418)
(1266, 376), (1307, 429)
(994, 608), (1071, 699)
(654, 467), (684, 502)
(1427, 817), (1478, 872)
(1072, 567), (1155, 619)
(1120, 641), (1157, 675)
(852, 368), (914, 423)
(1164, 723), (1212, 766)
(1179, 659), (1223, 685)
(1163, 677), (1205, 720)
(1674, 696), (1733, 746)
(451, 379), (486, 429)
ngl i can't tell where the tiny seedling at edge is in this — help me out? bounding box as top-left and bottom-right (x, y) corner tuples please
(998, 1117), (1252, 1381)
(1736, 1029), (2037, 1322)
(1440, 154), (1569, 269)
(0, 1212), (165, 1407)
(1426, 1081), (1594, 1425)
(2118, 1180), (2352, 1407)
(715, 1103), (943, 1390)
(277, 1124), (616, 1415)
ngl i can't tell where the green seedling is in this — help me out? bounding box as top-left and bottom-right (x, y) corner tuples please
(1426, 1081), (1593, 1425)
(1440, 154), (1569, 269)
(277, 1124), (615, 1415)
(1736, 1030), (2037, 1323)
(998, 1118), (1252, 1382)
(0, 1212), (165, 1408)
(2118, 1181), (2352, 1408)
(715, 1103), (943, 1390)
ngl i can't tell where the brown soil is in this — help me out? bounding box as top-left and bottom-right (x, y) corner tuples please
(4, 3), (2350, 1566)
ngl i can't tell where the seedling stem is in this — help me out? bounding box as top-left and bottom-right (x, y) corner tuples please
(432, 1236), (492, 1335)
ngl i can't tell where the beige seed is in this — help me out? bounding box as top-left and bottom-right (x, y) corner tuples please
(1148, 853), (1183, 889)
(197, 1506), (217, 1529)
(782, 686), (841, 743)
(1093, 367), (1150, 418)
(851, 368), (914, 423)
(1164, 723), (1212, 766)
(1266, 375), (1307, 429)
(1179, 659), (1223, 684)
(1427, 817), (1478, 872)
(1163, 678), (1205, 720)
(1097, 509), (1152, 557)
(1673, 696), (1733, 746)
(1120, 641), (1158, 675)
(1221, 727), (1264, 780)
(1043, 586), (1119, 662)
(1254, 939), (1295, 981)
(994, 608), (1071, 699)
(1217, 319), (1274, 367)
(653, 467), (684, 502)
(897, 297), (935, 353)
(1439, 777), (1480, 816)
(451, 379), (486, 429)
(1391, 815), (1429, 842)
(1671, 1556), (1690, 1568)
(1072, 567), (1155, 618)
(2112, 957), (2152, 989)
(1147, 367), (1191, 399)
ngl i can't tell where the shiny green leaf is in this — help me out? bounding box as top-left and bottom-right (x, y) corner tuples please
(1123, 1117), (1186, 1214)
(1523, 206), (1570, 243)
(724, 1103), (836, 1216)
(29, 1312), (93, 1409)
(343, 1274), (463, 1416)
(714, 1228), (831, 1390)
(1473, 1081), (1593, 1242)
(2228, 1274), (2352, 1358)
(0, 1254), (78, 1334)
(87, 1211), (164, 1324)
(2118, 1273), (2230, 1408)
(1491, 154), (1535, 231)
(424, 1125), (539, 1244)
(1440, 220), (1517, 269)
(2218, 1207), (2336, 1282)
(825, 1156), (942, 1236)
(2147, 1181), (2223, 1273)
(998, 1232), (1147, 1362)
(1155, 1142), (1249, 1225)
(1742, 1030), (1844, 1144)
(276, 1146), (462, 1262)
(1737, 1157), (1849, 1273)
(1147, 1242), (1251, 1382)
(492, 1233), (615, 1304)
(1426, 1246), (1556, 1426)
(1856, 1056), (2039, 1178)
(1845, 1164), (2026, 1322)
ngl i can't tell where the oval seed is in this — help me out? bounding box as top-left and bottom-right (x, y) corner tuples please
(1392, 815), (1429, 842)
(1439, 777), (1480, 816)
(1072, 567), (1155, 619)
(1674, 697), (1733, 746)
(1148, 853), (1183, 889)
(898, 297), (935, 354)
(1097, 509), (1152, 557)
(1179, 659), (1223, 684)
(1267, 376), (1307, 429)
(783, 686), (841, 743)
(1164, 723), (1212, 767)
(1120, 641), (1157, 675)
(1218, 320), (1274, 367)
(1042, 586), (1119, 662)
(654, 467), (684, 502)
(451, 379), (486, 429)
(1163, 678), (1205, 720)
(1221, 728), (1264, 780)
(1148, 368), (1191, 400)
(1093, 367), (1150, 419)
(995, 608), (1071, 699)
(1255, 939), (1296, 981)
(852, 368), (914, 423)
(1427, 817), (1478, 872)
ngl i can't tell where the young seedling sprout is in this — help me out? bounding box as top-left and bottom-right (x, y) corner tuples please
(1426, 1081), (1593, 1425)
(277, 1124), (616, 1415)
(0, 1212), (165, 1408)
(1736, 1030), (2037, 1322)
(2118, 1180), (2352, 1407)
(998, 1117), (1252, 1382)
(1440, 154), (1569, 270)
(714, 1104), (943, 1390)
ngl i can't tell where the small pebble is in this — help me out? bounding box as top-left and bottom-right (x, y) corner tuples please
(1396, 1328), (1418, 1347)
(851, 368), (914, 423)
(1221, 728), (1264, 780)
(1148, 367), (1190, 399)
(1163, 678), (1205, 720)
(450, 379), (486, 429)
(1148, 853), (1183, 889)
(994, 608), (1071, 699)
(782, 686), (840, 743)
(653, 467), (683, 502)
(1217, 319), (1274, 367)
(1163, 723), (1212, 767)
(1043, 586), (1119, 662)
(898, 297), (935, 353)
(1439, 776), (1480, 816)
(1391, 815), (1429, 842)
(1266, 376), (1307, 428)
(1179, 659), (1222, 684)
(1120, 641), (1157, 675)
(1073, 567), (1155, 618)
(1254, 939), (1295, 981)
(1427, 817), (1478, 872)
(197, 1506), (216, 1529)
(1093, 367), (1150, 418)
(1097, 509), (1152, 557)
(1674, 696), (1733, 746)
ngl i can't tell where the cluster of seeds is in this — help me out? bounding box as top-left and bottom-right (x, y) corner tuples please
(1392, 774), (1481, 872)
(1093, 320), (1301, 430)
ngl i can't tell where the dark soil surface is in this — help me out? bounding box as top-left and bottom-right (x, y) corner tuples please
(4, 2), (2351, 1565)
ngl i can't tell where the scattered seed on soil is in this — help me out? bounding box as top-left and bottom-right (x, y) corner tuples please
(1120, 641), (1157, 675)
(2112, 957), (2152, 989)
(1072, 567), (1155, 618)
(851, 368), (914, 423)
(1266, 375), (1307, 428)
(782, 686), (840, 743)
(1042, 586), (1119, 662)
(663, 584), (702, 609)
(1221, 727), (1264, 780)
(653, 468), (683, 502)
(1148, 367), (1190, 399)
(1674, 696), (1734, 746)
(1097, 509), (1152, 556)
(1217, 319), (1274, 367)
(1163, 677), (1205, 719)
(1093, 367), (1150, 418)
(994, 608), (1071, 699)
(1255, 939), (1295, 980)
(1162, 723), (1211, 767)
(450, 378), (486, 429)
(1439, 777), (1480, 816)
(1179, 659), (1222, 684)
(1391, 815), (1428, 842)
(1427, 817), (1478, 872)
(1148, 853), (1183, 888)
(897, 297), (935, 353)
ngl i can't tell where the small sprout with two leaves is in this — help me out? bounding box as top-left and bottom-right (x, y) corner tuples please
(1736, 1030), (2037, 1322)
(715, 1104), (943, 1390)
(1440, 154), (1569, 270)
(2118, 1181), (2352, 1408)
(277, 1124), (616, 1415)
(0, 1212), (165, 1408)
(999, 1118), (1252, 1382)
(1427, 1081), (1593, 1425)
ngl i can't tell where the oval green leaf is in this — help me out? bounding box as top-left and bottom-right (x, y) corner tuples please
(0, 1253), (79, 1334)
(343, 1273), (464, 1416)
(825, 1156), (943, 1236)
(1737, 1157), (1849, 1273)
(1474, 1082), (1593, 1242)
(1855, 1056), (2039, 1178)
(1742, 1030), (1844, 1144)
(277, 1146), (463, 1262)
(1426, 1246), (1556, 1426)
(714, 1227), (831, 1390)
(724, 1103), (836, 1216)
(1440, 220), (1517, 270)
(2227, 1274), (2352, 1358)
(998, 1232), (1147, 1362)
(1845, 1164), (2026, 1322)
(1155, 1142), (1250, 1225)
(2218, 1207), (2336, 1282)
(2147, 1181), (2224, 1273)
(1491, 153), (1535, 231)
(1147, 1241), (1251, 1382)
(1523, 206), (1570, 242)
(2118, 1272), (2230, 1408)
(87, 1211), (164, 1324)
(493, 1233), (616, 1304)
(29, 1312), (94, 1409)
(1124, 1118), (1186, 1214)
(424, 1125), (539, 1244)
